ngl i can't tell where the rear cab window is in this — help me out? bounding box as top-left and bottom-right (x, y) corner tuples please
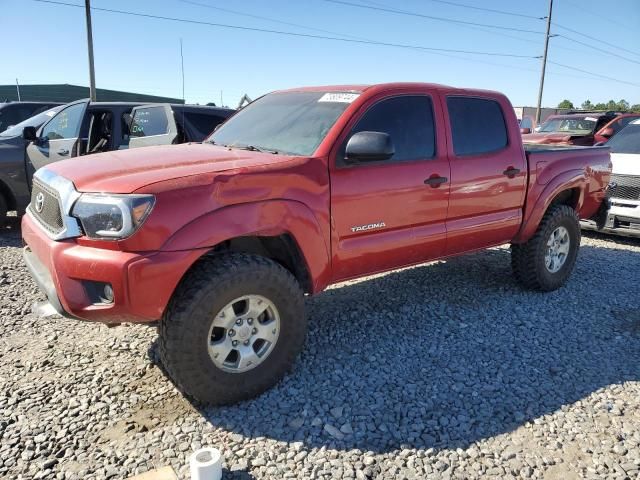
(447, 96), (508, 156)
(130, 106), (170, 137)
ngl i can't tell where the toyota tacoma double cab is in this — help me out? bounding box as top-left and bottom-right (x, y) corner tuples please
(22, 83), (612, 405)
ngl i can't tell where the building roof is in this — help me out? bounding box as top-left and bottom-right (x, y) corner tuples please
(0, 84), (183, 104)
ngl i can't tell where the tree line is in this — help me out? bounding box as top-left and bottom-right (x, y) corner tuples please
(556, 99), (640, 112)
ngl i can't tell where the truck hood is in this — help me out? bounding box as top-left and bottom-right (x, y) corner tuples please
(48, 143), (295, 193)
(611, 153), (640, 176)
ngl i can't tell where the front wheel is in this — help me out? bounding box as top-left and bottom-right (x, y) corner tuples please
(511, 204), (581, 291)
(159, 254), (307, 405)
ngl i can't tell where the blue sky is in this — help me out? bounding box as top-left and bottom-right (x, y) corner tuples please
(2, 0), (639, 108)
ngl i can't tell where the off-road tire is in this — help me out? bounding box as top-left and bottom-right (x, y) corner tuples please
(158, 253), (306, 405)
(511, 204), (581, 291)
(0, 194), (7, 226)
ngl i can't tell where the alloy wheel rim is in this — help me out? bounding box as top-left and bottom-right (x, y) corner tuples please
(207, 295), (280, 373)
(545, 226), (570, 273)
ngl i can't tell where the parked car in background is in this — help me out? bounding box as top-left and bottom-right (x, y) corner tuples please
(522, 112), (617, 146)
(593, 113), (640, 144)
(518, 115), (536, 134)
(583, 119), (640, 236)
(21, 82), (611, 405)
(0, 101), (62, 133)
(0, 106), (63, 139)
(0, 99), (234, 222)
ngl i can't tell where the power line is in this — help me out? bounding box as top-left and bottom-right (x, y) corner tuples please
(552, 22), (640, 59)
(560, 0), (638, 34)
(548, 61), (640, 88)
(322, 0), (546, 35)
(29, 0), (640, 90)
(179, 0), (369, 41)
(184, 0), (548, 51)
(555, 34), (640, 66)
(410, 0), (542, 20)
(178, 0), (606, 85)
(31, 0), (539, 58)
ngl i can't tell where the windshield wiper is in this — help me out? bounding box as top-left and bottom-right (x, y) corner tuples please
(228, 143), (279, 154)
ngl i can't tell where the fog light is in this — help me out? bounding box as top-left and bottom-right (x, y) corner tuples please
(102, 284), (114, 304)
(83, 281), (114, 305)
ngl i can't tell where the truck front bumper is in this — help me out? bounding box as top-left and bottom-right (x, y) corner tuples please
(22, 213), (207, 323)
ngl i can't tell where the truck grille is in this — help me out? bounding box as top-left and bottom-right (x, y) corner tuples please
(28, 179), (64, 234)
(609, 174), (640, 202)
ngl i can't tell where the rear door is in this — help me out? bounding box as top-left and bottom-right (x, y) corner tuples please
(25, 100), (89, 175)
(128, 104), (178, 148)
(330, 92), (450, 281)
(443, 95), (527, 255)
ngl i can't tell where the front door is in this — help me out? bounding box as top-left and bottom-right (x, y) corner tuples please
(330, 93), (450, 281)
(25, 100), (89, 182)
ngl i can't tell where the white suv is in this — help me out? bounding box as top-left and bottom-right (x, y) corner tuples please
(594, 119), (640, 236)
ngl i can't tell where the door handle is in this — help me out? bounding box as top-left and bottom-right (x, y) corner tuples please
(57, 148), (69, 156)
(424, 175), (448, 187)
(503, 167), (520, 178)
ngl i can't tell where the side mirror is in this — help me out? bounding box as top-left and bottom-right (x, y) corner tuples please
(600, 127), (614, 138)
(520, 127), (531, 134)
(23, 126), (38, 142)
(345, 131), (394, 163)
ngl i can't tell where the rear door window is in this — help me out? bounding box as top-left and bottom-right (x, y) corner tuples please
(447, 97), (508, 156)
(130, 106), (170, 137)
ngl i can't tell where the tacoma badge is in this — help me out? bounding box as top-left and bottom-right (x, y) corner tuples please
(351, 222), (386, 233)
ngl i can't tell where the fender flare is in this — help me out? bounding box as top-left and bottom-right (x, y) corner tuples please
(513, 169), (586, 243)
(161, 199), (332, 292)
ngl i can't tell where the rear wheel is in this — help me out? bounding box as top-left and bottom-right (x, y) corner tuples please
(159, 253), (306, 405)
(511, 204), (581, 291)
(0, 195), (7, 226)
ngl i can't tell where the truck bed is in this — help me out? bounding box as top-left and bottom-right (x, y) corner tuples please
(523, 144), (609, 154)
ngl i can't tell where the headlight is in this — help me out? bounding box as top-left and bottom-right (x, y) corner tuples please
(71, 194), (155, 239)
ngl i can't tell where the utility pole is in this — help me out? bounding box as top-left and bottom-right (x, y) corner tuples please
(535, 0), (553, 124)
(15, 79), (21, 101)
(84, 0), (97, 101)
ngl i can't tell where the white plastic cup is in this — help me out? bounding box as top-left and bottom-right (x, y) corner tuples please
(189, 447), (223, 480)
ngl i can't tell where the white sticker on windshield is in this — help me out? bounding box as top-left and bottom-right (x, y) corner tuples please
(45, 110), (56, 117)
(318, 93), (360, 103)
(585, 116), (597, 122)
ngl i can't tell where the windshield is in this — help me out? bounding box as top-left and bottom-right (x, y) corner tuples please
(208, 91), (358, 155)
(0, 106), (63, 137)
(538, 116), (598, 135)
(606, 123), (640, 154)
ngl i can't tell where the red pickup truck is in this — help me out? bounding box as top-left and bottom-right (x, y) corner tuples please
(22, 83), (611, 405)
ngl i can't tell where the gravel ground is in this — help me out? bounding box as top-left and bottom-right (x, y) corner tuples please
(1, 215), (639, 480)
